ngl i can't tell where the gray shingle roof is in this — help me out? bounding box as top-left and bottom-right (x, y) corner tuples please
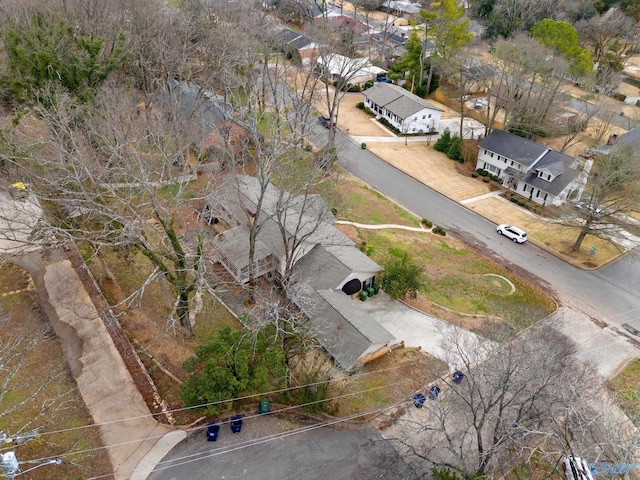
(522, 150), (578, 196)
(363, 83), (443, 120)
(479, 129), (549, 168)
(208, 175), (393, 371)
(277, 28), (315, 50)
(594, 127), (640, 155)
(165, 78), (227, 134)
(289, 245), (392, 371)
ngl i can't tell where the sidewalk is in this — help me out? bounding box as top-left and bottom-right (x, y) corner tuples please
(11, 249), (182, 480)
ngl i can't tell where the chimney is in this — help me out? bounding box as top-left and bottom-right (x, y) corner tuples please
(607, 133), (619, 145)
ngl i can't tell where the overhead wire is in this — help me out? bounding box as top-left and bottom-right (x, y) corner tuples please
(20, 359), (423, 441)
(84, 397), (413, 480)
(21, 373), (422, 466)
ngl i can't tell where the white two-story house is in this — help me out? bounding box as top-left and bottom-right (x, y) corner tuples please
(363, 83), (442, 134)
(476, 129), (588, 206)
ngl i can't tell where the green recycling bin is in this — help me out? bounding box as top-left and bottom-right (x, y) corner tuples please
(361, 142), (366, 150)
(259, 398), (270, 414)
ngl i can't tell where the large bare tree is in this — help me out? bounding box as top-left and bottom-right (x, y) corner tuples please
(0, 85), (215, 336)
(385, 324), (606, 478)
(560, 144), (640, 252)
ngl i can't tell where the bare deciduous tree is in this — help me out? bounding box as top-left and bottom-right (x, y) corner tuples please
(0, 85), (214, 336)
(386, 324), (587, 478)
(559, 144), (640, 252)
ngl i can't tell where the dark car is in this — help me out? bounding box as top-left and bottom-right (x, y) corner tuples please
(319, 115), (331, 128)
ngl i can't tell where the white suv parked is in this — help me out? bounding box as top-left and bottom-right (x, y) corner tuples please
(497, 224), (527, 243)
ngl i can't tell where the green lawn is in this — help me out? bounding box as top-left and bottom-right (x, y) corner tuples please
(334, 175), (557, 334)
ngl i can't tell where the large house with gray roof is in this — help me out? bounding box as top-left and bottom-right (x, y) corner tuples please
(476, 129), (588, 206)
(592, 127), (640, 156)
(363, 83), (442, 134)
(206, 175), (395, 371)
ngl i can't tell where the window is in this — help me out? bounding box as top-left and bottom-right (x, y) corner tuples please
(486, 164), (501, 175)
(523, 185), (527, 193)
(413, 116), (417, 121)
(428, 114), (432, 118)
(490, 153), (494, 158)
(547, 174), (552, 180)
(536, 190), (540, 198)
(544, 193), (548, 201)
(422, 115), (426, 119)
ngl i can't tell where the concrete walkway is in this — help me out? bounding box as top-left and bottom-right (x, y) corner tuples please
(11, 250), (182, 480)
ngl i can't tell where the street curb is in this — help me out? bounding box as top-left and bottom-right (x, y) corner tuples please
(130, 430), (187, 480)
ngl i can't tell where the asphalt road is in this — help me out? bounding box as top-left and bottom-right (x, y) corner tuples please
(324, 126), (640, 330)
(148, 414), (416, 480)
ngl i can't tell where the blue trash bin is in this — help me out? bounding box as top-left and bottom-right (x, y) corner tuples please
(206, 424), (220, 442)
(413, 392), (426, 408)
(452, 370), (465, 384)
(231, 415), (243, 434)
(428, 385), (441, 400)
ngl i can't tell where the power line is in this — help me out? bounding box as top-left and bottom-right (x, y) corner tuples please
(22, 375), (418, 466)
(84, 397), (412, 480)
(20, 359), (421, 442)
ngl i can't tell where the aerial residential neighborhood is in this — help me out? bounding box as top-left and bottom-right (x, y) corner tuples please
(1, 0), (640, 479)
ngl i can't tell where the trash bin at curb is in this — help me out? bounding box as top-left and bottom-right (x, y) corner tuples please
(259, 398), (270, 414)
(361, 142), (366, 150)
(206, 424), (220, 442)
(428, 385), (441, 400)
(413, 392), (426, 408)
(231, 415), (243, 434)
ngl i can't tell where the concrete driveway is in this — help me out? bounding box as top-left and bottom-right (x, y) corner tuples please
(360, 291), (490, 368)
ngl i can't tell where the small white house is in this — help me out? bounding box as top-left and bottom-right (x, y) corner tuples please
(363, 82), (442, 134)
(315, 54), (386, 86)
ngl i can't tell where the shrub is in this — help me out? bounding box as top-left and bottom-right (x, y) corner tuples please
(471, 171), (479, 178)
(477, 169), (489, 177)
(356, 101), (365, 109)
(421, 218), (433, 228)
(447, 135), (463, 161)
(364, 107), (374, 115)
(434, 127), (452, 153)
(363, 80), (374, 90)
(483, 176), (491, 183)
(382, 251), (424, 300)
(612, 92), (627, 102)
(347, 83), (362, 92)
(413, 83), (428, 98)
(378, 117), (401, 134)
(432, 226), (446, 236)
(181, 325), (286, 415)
